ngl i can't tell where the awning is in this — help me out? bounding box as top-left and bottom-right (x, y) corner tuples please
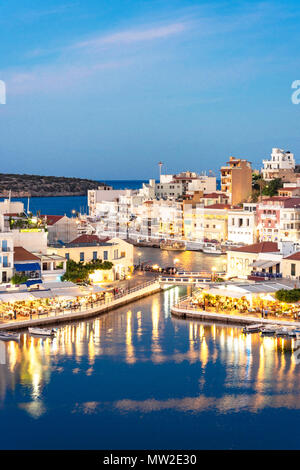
(0, 292), (35, 302)
(50, 288), (83, 298)
(31, 290), (52, 299)
(26, 279), (42, 287)
(249, 260), (278, 269)
(206, 288), (247, 299)
(14, 263), (41, 272)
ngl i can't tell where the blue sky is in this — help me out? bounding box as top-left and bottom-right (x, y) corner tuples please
(1, 0), (300, 180)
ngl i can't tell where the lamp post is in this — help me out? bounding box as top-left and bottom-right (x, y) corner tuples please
(138, 252), (142, 268)
(211, 266), (217, 282)
(173, 258), (180, 274)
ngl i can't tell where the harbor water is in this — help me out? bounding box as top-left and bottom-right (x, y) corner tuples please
(0, 247), (300, 449)
(0, 194), (299, 449)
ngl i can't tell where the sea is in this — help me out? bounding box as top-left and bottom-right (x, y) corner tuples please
(0, 246), (299, 450)
(0, 179), (221, 217)
(1, 181), (298, 450)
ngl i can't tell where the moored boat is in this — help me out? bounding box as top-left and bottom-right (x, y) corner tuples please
(202, 243), (223, 255)
(28, 327), (56, 337)
(0, 331), (21, 341)
(260, 326), (278, 336)
(242, 324), (263, 334)
(276, 327), (291, 338)
(160, 240), (186, 251)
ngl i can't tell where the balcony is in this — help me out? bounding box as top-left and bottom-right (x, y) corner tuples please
(260, 214), (277, 220)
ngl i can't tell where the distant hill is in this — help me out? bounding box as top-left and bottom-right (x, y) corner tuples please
(0, 173), (110, 197)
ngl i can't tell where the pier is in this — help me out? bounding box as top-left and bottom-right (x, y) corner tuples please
(171, 296), (300, 327)
(0, 279), (162, 331)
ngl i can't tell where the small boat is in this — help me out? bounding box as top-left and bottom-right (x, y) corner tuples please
(260, 326), (278, 336)
(276, 327), (291, 338)
(202, 243), (223, 255)
(160, 240), (186, 251)
(0, 331), (21, 341)
(242, 324), (263, 334)
(28, 327), (56, 337)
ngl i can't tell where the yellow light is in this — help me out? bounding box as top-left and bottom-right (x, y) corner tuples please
(212, 267), (217, 272)
(152, 264), (159, 270)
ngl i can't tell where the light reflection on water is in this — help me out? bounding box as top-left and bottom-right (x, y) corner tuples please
(0, 249), (299, 448)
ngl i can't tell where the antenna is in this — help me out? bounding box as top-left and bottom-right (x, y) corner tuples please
(27, 197), (30, 214)
(158, 162), (163, 179)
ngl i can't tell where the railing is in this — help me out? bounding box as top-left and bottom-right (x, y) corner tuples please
(159, 276), (211, 284)
(249, 271), (282, 279)
(2, 279), (160, 323)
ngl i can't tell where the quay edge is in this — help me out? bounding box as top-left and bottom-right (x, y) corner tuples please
(0, 282), (163, 332)
(171, 305), (300, 328)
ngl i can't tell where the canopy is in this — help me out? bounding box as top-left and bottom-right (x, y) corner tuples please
(0, 292), (35, 302)
(50, 287), (83, 298)
(14, 263), (41, 272)
(26, 279), (42, 287)
(31, 290), (52, 299)
(249, 260), (278, 269)
(205, 288), (247, 299)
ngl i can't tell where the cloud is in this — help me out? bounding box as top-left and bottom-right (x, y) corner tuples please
(74, 22), (188, 49)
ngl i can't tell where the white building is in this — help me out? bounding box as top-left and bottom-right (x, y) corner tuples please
(262, 148), (295, 181)
(227, 203), (257, 245)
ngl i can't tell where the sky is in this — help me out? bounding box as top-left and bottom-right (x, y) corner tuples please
(1, 0), (300, 180)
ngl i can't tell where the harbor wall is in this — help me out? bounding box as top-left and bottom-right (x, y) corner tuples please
(171, 306), (300, 328)
(0, 282), (162, 331)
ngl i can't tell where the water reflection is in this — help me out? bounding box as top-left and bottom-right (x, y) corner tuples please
(0, 286), (299, 424)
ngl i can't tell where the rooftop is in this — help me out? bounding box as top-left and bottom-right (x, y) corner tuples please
(14, 246), (41, 262)
(230, 241), (280, 254)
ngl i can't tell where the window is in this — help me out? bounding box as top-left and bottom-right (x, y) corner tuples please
(65, 253), (70, 261)
(103, 251), (108, 260)
(80, 252), (84, 262)
(120, 251), (125, 258)
(3, 256), (8, 268)
(93, 251), (97, 260)
(291, 263), (296, 276)
(2, 240), (7, 252)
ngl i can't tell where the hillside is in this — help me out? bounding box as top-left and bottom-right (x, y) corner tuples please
(0, 173), (109, 197)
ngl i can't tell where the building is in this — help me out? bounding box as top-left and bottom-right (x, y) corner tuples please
(262, 148), (296, 181)
(228, 203), (257, 245)
(42, 215), (78, 244)
(220, 156), (252, 205)
(226, 241), (295, 279)
(281, 252), (300, 280)
(202, 204), (230, 243)
(13, 247), (42, 284)
(48, 235), (134, 280)
(256, 197), (300, 242)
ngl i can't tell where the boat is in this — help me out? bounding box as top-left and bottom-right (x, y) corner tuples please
(160, 240), (186, 251)
(276, 327), (291, 338)
(242, 324), (263, 334)
(202, 243), (223, 255)
(28, 327), (56, 337)
(260, 326), (278, 336)
(0, 331), (21, 341)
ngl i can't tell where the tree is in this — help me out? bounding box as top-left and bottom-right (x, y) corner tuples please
(262, 178), (282, 197)
(275, 288), (300, 303)
(11, 273), (28, 285)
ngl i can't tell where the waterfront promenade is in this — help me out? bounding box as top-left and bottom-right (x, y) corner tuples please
(171, 295), (300, 327)
(0, 279), (162, 331)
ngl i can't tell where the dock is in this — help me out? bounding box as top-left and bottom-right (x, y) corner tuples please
(0, 280), (162, 331)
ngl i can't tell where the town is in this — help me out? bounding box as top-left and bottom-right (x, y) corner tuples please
(1, 147), (300, 336)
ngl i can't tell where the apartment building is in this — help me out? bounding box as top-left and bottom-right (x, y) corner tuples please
(256, 197), (300, 242)
(262, 148), (295, 181)
(221, 156), (252, 205)
(228, 203), (257, 245)
(48, 235), (133, 280)
(202, 204), (230, 242)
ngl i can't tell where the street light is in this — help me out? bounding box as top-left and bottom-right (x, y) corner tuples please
(138, 252), (142, 268)
(211, 266), (217, 281)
